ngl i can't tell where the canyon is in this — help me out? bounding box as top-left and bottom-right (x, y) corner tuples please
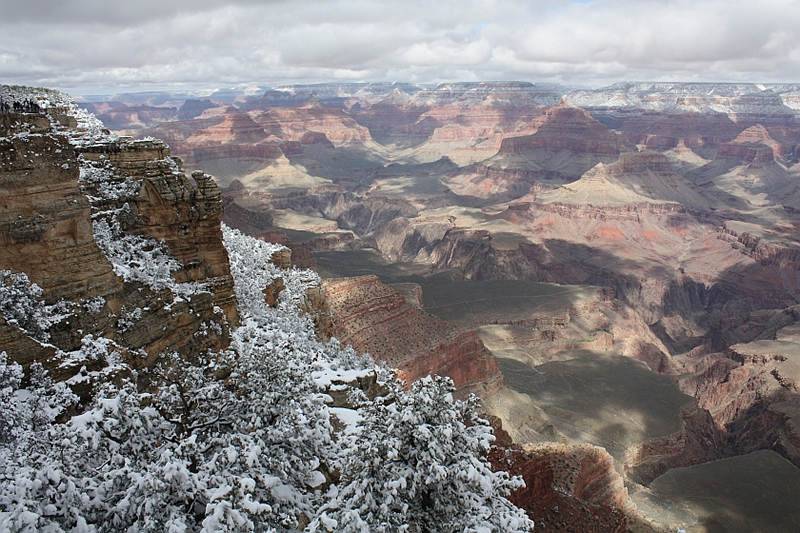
(2, 81), (800, 531)
(81, 81), (800, 532)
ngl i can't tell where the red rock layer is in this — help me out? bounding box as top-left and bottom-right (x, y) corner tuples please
(624, 402), (726, 484)
(716, 124), (779, 163)
(617, 112), (742, 153)
(252, 101), (374, 145)
(488, 421), (630, 532)
(498, 102), (626, 156)
(323, 275), (502, 396)
(186, 111), (268, 145)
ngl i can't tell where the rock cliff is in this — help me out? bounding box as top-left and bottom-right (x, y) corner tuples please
(323, 275), (502, 397)
(624, 402), (727, 485)
(498, 102), (627, 158)
(0, 88), (236, 391)
(674, 336), (800, 467)
(443, 101), (628, 201)
(488, 420), (631, 532)
(716, 124), (782, 163)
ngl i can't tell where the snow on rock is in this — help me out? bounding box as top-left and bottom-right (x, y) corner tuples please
(92, 217), (181, 291)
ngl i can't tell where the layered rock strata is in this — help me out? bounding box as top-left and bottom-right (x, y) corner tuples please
(676, 336), (800, 468)
(78, 139), (239, 325)
(1, 116), (120, 303)
(498, 102), (626, 158)
(488, 421), (631, 532)
(0, 97), (236, 390)
(323, 275), (502, 396)
(624, 403), (727, 484)
(444, 101), (628, 201)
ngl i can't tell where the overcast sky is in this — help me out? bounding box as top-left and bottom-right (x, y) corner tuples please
(1, 0), (799, 94)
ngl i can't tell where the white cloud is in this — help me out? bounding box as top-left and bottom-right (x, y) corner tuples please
(0, 0), (798, 92)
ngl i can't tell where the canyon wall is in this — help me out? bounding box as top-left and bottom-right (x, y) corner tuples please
(323, 275), (503, 397)
(488, 420), (631, 532)
(0, 103), (236, 391)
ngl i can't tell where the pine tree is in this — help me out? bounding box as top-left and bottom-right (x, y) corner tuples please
(313, 375), (533, 533)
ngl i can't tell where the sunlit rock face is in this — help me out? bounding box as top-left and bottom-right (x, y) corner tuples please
(488, 419), (632, 532)
(0, 109), (118, 301)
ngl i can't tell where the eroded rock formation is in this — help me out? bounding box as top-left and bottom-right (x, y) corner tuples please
(0, 98), (236, 391)
(323, 275), (502, 396)
(73, 81), (800, 529)
(488, 420), (631, 532)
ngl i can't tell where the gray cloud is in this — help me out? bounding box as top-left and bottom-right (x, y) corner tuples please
(0, 0), (798, 93)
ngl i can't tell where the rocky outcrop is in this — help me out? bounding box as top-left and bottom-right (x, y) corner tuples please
(0, 99), (236, 388)
(488, 421), (631, 532)
(538, 443), (632, 513)
(497, 102), (626, 158)
(446, 102), (628, 198)
(263, 277), (285, 307)
(716, 124), (780, 163)
(674, 337), (800, 468)
(177, 99), (218, 121)
(721, 224), (800, 271)
(79, 140), (238, 324)
(300, 285), (337, 341)
(0, 118), (121, 303)
(184, 110), (268, 145)
(727, 399), (800, 470)
(533, 151), (709, 209)
(222, 197), (275, 232)
(349, 98), (437, 148)
(323, 275), (502, 396)
(396, 329), (501, 397)
(443, 164), (557, 201)
(252, 100), (375, 146)
(615, 112), (742, 155)
(625, 402), (727, 485)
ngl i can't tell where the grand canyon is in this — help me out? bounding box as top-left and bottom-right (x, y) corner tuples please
(4, 80), (800, 532)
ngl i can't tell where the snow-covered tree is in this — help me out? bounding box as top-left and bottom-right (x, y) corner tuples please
(0, 271), (70, 342)
(313, 375), (534, 533)
(0, 352), (25, 445)
(0, 356), (87, 533)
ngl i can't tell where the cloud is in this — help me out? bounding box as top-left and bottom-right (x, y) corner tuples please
(0, 0), (798, 92)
